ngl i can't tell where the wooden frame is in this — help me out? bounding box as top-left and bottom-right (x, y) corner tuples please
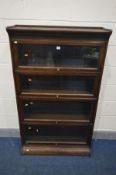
(6, 25), (112, 155)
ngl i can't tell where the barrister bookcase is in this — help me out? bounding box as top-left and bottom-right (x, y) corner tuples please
(6, 25), (112, 155)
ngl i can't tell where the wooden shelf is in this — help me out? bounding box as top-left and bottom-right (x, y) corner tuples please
(16, 67), (99, 76)
(23, 114), (91, 125)
(21, 90), (94, 98)
(19, 94), (97, 101)
(25, 136), (88, 145)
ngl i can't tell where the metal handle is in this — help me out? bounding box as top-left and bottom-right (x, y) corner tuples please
(13, 40), (18, 44)
(24, 53), (29, 57)
(36, 128), (39, 133)
(24, 103), (29, 107)
(28, 126), (31, 130)
(28, 78), (32, 82)
(56, 46), (61, 50)
(26, 149), (30, 152)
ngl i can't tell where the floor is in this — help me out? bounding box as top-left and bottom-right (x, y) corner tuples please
(0, 138), (116, 175)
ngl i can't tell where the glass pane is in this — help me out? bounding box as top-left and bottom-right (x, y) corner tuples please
(20, 75), (95, 95)
(23, 101), (91, 116)
(25, 125), (88, 137)
(24, 125), (90, 144)
(17, 44), (100, 68)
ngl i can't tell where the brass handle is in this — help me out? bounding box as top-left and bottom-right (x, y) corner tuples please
(13, 40), (18, 44)
(26, 149), (30, 152)
(24, 53), (29, 57)
(24, 103), (29, 107)
(28, 78), (32, 82)
(56, 46), (61, 50)
(36, 128), (39, 133)
(28, 126), (31, 130)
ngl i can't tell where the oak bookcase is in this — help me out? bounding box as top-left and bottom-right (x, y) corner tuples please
(6, 25), (112, 155)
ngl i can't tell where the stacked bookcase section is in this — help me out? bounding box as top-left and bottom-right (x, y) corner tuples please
(7, 25), (112, 155)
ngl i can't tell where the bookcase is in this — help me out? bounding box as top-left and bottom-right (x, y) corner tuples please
(6, 25), (112, 155)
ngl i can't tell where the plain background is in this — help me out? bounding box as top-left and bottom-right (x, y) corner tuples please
(0, 0), (116, 132)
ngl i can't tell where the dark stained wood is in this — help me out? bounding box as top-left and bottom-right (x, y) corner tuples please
(25, 136), (88, 145)
(23, 113), (91, 125)
(22, 144), (91, 156)
(20, 90), (94, 99)
(6, 25), (112, 42)
(15, 67), (99, 76)
(6, 25), (111, 33)
(18, 94), (97, 101)
(10, 37), (107, 44)
(6, 25), (112, 156)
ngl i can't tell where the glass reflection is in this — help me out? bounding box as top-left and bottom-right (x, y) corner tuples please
(17, 45), (100, 68)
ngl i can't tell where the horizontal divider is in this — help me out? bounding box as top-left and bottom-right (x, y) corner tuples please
(15, 67), (100, 76)
(22, 120), (93, 126)
(11, 37), (106, 45)
(22, 144), (91, 155)
(23, 114), (92, 123)
(18, 94), (97, 101)
(20, 91), (95, 98)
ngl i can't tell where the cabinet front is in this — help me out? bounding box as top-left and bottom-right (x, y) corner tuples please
(13, 42), (102, 70)
(7, 25), (112, 155)
(18, 75), (97, 97)
(21, 100), (95, 123)
(24, 125), (91, 145)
